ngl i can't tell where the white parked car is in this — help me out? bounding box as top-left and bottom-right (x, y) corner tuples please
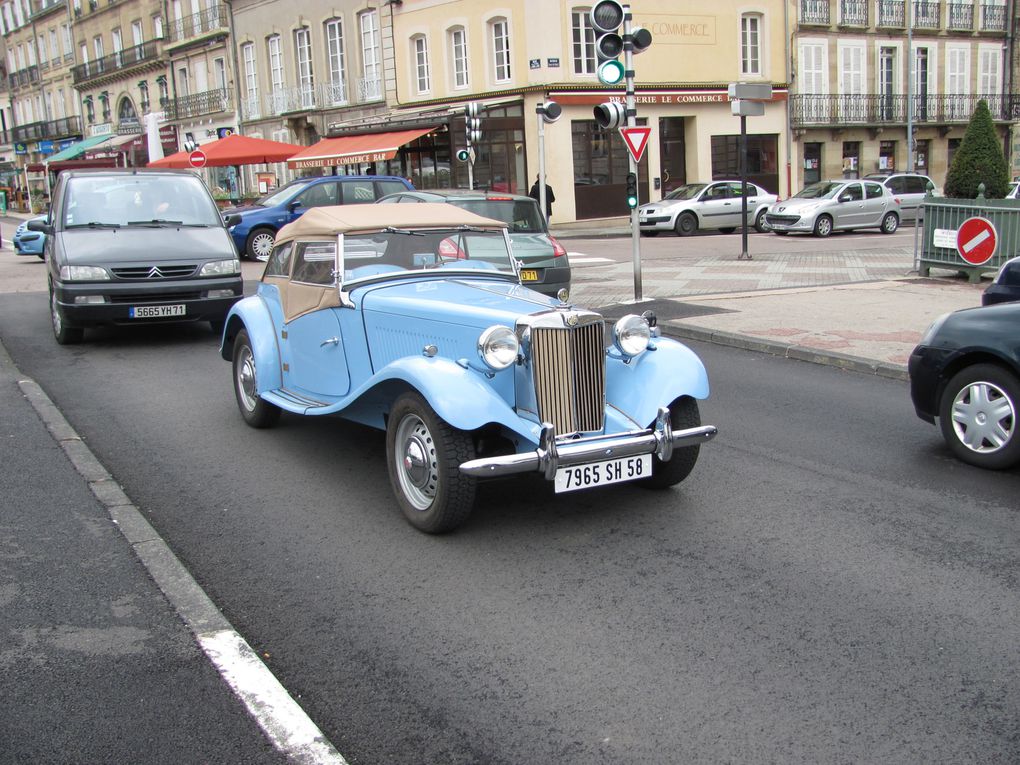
(766, 179), (901, 237)
(637, 180), (779, 237)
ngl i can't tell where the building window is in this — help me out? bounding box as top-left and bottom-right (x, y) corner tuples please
(740, 13), (761, 76)
(267, 34), (283, 112)
(152, 14), (163, 39)
(93, 35), (104, 61)
(360, 10), (381, 100)
(37, 34), (47, 66)
(178, 66), (189, 96)
(978, 45), (1002, 114)
(325, 18), (346, 104)
(571, 8), (596, 75)
(842, 141), (860, 178)
(61, 24), (72, 57)
(214, 57), (226, 90)
(49, 29), (58, 63)
(295, 27), (314, 108)
(138, 80), (149, 112)
(449, 26), (468, 88)
(490, 18), (511, 82)
(241, 41), (259, 118)
(131, 20), (143, 47)
(412, 34), (430, 94)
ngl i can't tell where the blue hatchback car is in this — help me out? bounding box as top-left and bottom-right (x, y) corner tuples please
(14, 215), (47, 258)
(221, 204), (717, 533)
(225, 175), (412, 260)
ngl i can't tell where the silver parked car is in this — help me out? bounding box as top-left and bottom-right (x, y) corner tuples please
(638, 180), (778, 237)
(864, 172), (938, 223)
(766, 179), (900, 237)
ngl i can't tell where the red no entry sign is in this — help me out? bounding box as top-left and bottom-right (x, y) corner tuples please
(956, 216), (997, 265)
(189, 149), (207, 168)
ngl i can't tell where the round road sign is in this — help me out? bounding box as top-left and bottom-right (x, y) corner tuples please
(189, 149), (207, 168)
(956, 216), (997, 265)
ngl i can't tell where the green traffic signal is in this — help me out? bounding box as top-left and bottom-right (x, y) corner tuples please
(626, 173), (638, 209)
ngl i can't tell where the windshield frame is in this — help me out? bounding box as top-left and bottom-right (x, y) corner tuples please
(663, 183), (708, 201)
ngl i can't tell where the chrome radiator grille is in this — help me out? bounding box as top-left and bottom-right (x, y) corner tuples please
(530, 320), (605, 434)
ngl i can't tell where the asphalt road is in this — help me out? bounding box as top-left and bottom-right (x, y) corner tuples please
(1, 284), (1017, 764)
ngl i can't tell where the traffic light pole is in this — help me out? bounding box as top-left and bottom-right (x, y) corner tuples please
(537, 109), (547, 226)
(624, 9), (642, 301)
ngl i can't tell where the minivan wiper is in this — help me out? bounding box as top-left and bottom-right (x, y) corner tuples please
(127, 219), (185, 226)
(65, 221), (121, 229)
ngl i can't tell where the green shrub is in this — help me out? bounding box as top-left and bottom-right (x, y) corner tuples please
(944, 99), (1010, 199)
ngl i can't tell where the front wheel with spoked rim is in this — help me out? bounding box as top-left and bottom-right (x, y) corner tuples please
(49, 284), (83, 345)
(938, 364), (1020, 470)
(386, 392), (476, 533)
(232, 329), (280, 428)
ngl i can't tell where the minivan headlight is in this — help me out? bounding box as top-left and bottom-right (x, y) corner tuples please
(59, 265), (110, 281)
(199, 258), (241, 276)
(477, 325), (519, 370)
(613, 314), (651, 358)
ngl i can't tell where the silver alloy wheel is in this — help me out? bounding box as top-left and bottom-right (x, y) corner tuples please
(250, 231), (275, 259)
(394, 413), (438, 511)
(755, 209), (771, 233)
(882, 212), (898, 233)
(815, 215), (832, 236)
(236, 343), (259, 413)
(950, 379), (1016, 454)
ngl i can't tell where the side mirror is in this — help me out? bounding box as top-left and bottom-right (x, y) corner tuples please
(287, 200), (301, 212)
(223, 213), (241, 227)
(838, 194), (852, 203)
(27, 219), (53, 235)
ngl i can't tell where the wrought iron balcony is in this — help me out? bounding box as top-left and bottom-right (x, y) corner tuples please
(980, 1), (1006, 30)
(912, 0), (940, 28)
(800, 0), (830, 24)
(878, 0), (905, 26)
(12, 115), (81, 143)
(72, 40), (162, 85)
(8, 66), (40, 91)
(358, 76), (383, 102)
(840, 0), (869, 25)
(947, 1), (974, 28)
(166, 4), (227, 44)
(164, 88), (232, 120)
(791, 94), (1018, 126)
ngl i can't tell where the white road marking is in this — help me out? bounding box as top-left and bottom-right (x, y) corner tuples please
(567, 252), (614, 265)
(200, 629), (348, 764)
(962, 229), (990, 253)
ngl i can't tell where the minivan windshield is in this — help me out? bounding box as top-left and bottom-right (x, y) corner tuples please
(256, 180), (312, 207)
(793, 181), (845, 200)
(664, 184), (707, 201)
(63, 174), (223, 227)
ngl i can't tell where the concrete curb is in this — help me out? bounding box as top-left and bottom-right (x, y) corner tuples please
(665, 322), (910, 382)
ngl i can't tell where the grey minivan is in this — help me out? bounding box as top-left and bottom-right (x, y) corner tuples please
(765, 179), (901, 237)
(34, 168), (243, 344)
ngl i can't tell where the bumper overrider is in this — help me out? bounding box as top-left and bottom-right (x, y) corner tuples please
(459, 406), (717, 479)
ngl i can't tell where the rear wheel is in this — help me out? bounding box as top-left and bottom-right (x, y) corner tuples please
(938, 364), (1020, 470)
(813, 215), (833, 237)
(233, 329), (280, 428)
(244, 228), (276, 260)
(49, 284), (83, 345)
(880, 211), (899, 234)
(675, 212), (697, 237)
(387, 392), (476, 533)
(640, 397), (702, 489)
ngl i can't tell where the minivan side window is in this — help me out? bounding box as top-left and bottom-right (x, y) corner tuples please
(906, 176), (930, 194)
(342, 180), (377, 204)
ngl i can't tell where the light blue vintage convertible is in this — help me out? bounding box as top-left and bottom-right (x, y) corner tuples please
(221, 204), (716, 533)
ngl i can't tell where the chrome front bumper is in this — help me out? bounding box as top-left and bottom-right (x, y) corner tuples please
(459, 407), (717, 479)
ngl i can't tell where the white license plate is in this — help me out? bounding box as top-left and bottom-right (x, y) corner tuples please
(554, 454), (652, 493)
(129, 304), (186, 318)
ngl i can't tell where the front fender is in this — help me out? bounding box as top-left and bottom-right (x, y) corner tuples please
(606, 337), (710, 427)
(370, 356), (541, 444)
(220, 296), (282, 393)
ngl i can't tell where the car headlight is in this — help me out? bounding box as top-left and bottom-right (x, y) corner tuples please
(918, 312), (950, 346)
(59, 265), (110, 281)
(613, 314), (651, 358)
(477, 325), (519, 371)
(199, 258), (241, 276)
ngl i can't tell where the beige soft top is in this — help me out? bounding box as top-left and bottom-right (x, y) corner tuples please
(274, 202), (506, 244)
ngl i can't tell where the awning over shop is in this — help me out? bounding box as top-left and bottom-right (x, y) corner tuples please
(286, 127), (436, 170)
(82, 132), (140, 159)
(44, 134), (115, 164)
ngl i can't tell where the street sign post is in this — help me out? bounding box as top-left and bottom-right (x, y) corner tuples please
(956, 217), (998, 265)
(619, 126), (651, 163)
(727, 82), (773, 261)
(189, 149), (207, 168)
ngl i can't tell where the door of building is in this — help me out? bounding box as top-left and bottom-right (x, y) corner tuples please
(658, 116), (686, 195)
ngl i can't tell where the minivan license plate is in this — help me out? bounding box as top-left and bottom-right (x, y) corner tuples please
(129, 304), (186, 318)
(554, 454), (652, 493)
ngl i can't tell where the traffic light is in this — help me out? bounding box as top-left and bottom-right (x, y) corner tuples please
(591, 0), (626, 85)
(465, 102), (482, 144)
(456, 148), (471, 162)
(536, 100), (562, 124)
(593, 101), (627, 129)
(625, 172), (638, 209)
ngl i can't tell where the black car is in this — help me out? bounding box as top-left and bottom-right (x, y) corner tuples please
(909, 301), (1020, 469)
(982, 256), (1020, 306)
(33, 168), (243, 344)
(376, 188), (570, 297)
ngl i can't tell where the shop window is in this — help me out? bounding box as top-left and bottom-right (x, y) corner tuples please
(804, 142), (822, 184)
(914, 139), (930, 171)
(947, 138), (961, 168)
(879, 140), (896, 173)
(710, 134), (779, 192)
(842, 141), (860, 178)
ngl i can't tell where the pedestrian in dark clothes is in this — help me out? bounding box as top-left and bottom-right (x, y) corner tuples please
(528, 176), (555, 221)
